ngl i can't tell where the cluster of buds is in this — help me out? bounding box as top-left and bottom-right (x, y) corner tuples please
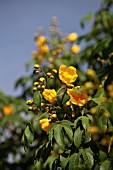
(26, 99), (39, 113)
(33, 64), (46, 91)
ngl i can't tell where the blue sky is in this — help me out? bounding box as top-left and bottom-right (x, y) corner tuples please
(0, 0), (102, 96)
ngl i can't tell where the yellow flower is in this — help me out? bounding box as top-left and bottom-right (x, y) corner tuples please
(42, 89), (57, 103)
(59, 65), (78, 85)
(71, 44), (80, 54)
(39, 118), (52, 132)
(3, 105), (14, 115)
(67, 87), (88, 106)
(40, 44), (50, 54)
(66, 32), (78, 42)
(36, 36), (46, 47)
(32, 51), (38, 59)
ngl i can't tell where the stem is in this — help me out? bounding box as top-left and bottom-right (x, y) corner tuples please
(61, 88), (67, 104)
(32, 111), (48, 123)
(57, 85), (66, 94)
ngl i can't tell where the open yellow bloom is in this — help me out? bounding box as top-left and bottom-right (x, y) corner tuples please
(39, 118), (52, 132)
(67, 87), (88, 106)
(43, 89), (57, 103)
(59, 65), (78, 85)
(3, 105), (14, 115)
(36, 36), (46, 47)
(71, 44), (80, 54)
(66, 32), (78, 42)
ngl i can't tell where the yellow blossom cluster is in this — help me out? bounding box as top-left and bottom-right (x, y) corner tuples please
(28, 63), (89, 133)
(32, 19), (80, 65)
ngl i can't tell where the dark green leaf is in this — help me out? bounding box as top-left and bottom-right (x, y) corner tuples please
(81, 147), (94, 169)
(21, 133), (28, 151)
(74, 127), (83, 148)
(60, 155), (69, 169)
(24, 123), (34, 143)
(35, 144), (45, 160)
(99, 150), (107, 162)
(48, 122), (57, 141)
(54, 124), (65, 148)
(33, 91), (42, 107)
(62, 124), (73, 143)
(69, 153), (80, 170)
(61, 120), (73, 127)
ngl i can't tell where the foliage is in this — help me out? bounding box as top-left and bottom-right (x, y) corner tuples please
(22, 1), (113, 169)
(1, 0), (113, 169)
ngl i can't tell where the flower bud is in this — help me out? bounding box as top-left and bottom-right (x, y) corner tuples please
(26, 100), (34, 105)
(33, 70), (41, 74)
(39, 77), (45, 83)
(46, 72), (52, 77)
(34, 64), (40, 69)
(52, 69), (57, 73)
(34, 82), (39, 86)
(51, 114), (57, 118)
(42, 85), (45, 89)
(33, 87), (37, 91)
(28, 106), (33, 111)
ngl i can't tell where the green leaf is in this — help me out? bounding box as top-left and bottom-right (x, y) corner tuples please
(62, 124), (73, 143)
(60, 155), (69, 169)
(69, 153), (80, 170)
(48, 123), (57, 141)
(21, 133), (28, 151)
(82, 116), (90, 130)
(54, 124), (65, 148)
(33, 91), (42, 107)
(80, 13), (93, 28)
(61, 120), (73, 127)
(74, 127), (83, 148)
(85, 132), (91, 143)
(100, 159), (110, 170)
(92, 97), (101, 105)
(99, 150), (107, 162)
(81, 147), (94, 169)
(24, 123), (34, 143)
(87, 114), (93, 121)
(94, 164), (100, 170)
(44, 155), (58, 170)
(74, 117), (82, 129)
(35, 144), (45, 160)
